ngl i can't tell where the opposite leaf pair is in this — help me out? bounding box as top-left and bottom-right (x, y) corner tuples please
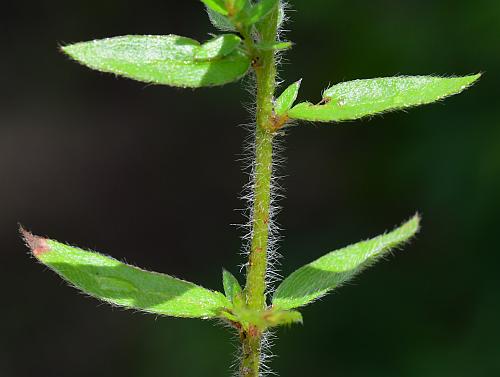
(26, 2), (480, 376)
(21, 214), (419, 329)
(62, 33), (480, 125)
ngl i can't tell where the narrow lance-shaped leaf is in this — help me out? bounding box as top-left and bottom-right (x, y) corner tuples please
(222, 268), (243, 303)
(22, 228), (230, 318)
(62, 35), (251, 88)
(194, 34), (242, 61)
(288, 74), (481, 122)
(273, 215), (421, 310)
(274, 79), (301, 116)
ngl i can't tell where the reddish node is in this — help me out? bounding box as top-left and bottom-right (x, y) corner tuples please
(248, 325), (260, 337)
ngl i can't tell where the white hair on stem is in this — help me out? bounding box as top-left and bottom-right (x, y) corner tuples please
(232, 2), (292, 376)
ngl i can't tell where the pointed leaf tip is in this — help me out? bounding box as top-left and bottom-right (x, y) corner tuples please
(20, 226), (50, 257)
(288, 74), (481, 122)
(222, 268), (243, 303)
(272, 214), (421, 310)
(29, 236), (230, 318)
(275, 79), (302, 116)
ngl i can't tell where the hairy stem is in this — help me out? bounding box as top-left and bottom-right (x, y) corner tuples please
(240, 4), (280, 377)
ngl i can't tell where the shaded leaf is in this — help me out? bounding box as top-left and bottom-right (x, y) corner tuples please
(195, 34), (242, 61)
(273, 215), (421, 310)
(22, 229), (229, 318)
(222, 268), (243, 303)
(275, 79), (301, 116)
(263, 308), (303, 328)
(62, 35), (251, 88)
(206, 7), (236, 31)
(232, 0), (250, 13)
(288, 74), (481, 122)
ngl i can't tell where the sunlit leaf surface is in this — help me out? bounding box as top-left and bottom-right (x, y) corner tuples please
(273, 215), (420, 310)
(288, 75), (480, 122)
(23, 229), (229, 318)
(62, 35), (251, 88)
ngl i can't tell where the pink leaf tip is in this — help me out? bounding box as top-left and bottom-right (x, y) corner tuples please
(19, 225), (50, 257)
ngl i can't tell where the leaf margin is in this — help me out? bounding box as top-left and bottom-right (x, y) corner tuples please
(272, 214), (421, 310)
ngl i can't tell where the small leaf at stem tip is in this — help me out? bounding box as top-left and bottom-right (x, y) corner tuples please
(206, 7), (236, 31)
(222, 268), (243, 303)
(61, 35), (251, 88)
(201, 0), (228, 16)
(255, 41), (293, 51)
(245, 0), (279, 25)
(21, 228), (230, 318)
(194, 34), (242, 61)
(274, 79), (302, 116)
(272, 214), (421, 310)
(288, 74), (481, 122)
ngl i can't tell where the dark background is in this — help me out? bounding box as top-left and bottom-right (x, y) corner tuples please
(2, 1), (499, 376)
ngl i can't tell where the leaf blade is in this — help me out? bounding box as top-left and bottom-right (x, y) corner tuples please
(275, 79), (301, 116)
(194, 34), (242, 61)
(272, 215), (421, 310)
(245, 0), (279, 25)
(22, 230), (229, 318)
(201, 0), (228, 15)
(62, 35), (251, 88)
(222, 268), (243, 303)
(263, 309), (303, 328)
(206, 7), (236, 31)
(288, 75), (480, 122)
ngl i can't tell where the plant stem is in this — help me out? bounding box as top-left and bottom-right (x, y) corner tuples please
(240, 4), (280, 377)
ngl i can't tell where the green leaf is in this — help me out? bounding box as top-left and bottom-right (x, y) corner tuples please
(245, 0), (279, 25)
(62, 35), (251, 88)
(206, 7), (236, 31)
(195, 34), (242, 61)
(274, 79), (301, 116)
(231, 0), (250, 13)
(222, 268), (243, 303)
(288, 74), (481, 122)
(201, 0), (228, 15)
(255, 41), (293, 51)
(232, 306), (302, 330)
(263, 309), (303, 328)
(272, 215), (421, 310)
(22, 229), (230, 318)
